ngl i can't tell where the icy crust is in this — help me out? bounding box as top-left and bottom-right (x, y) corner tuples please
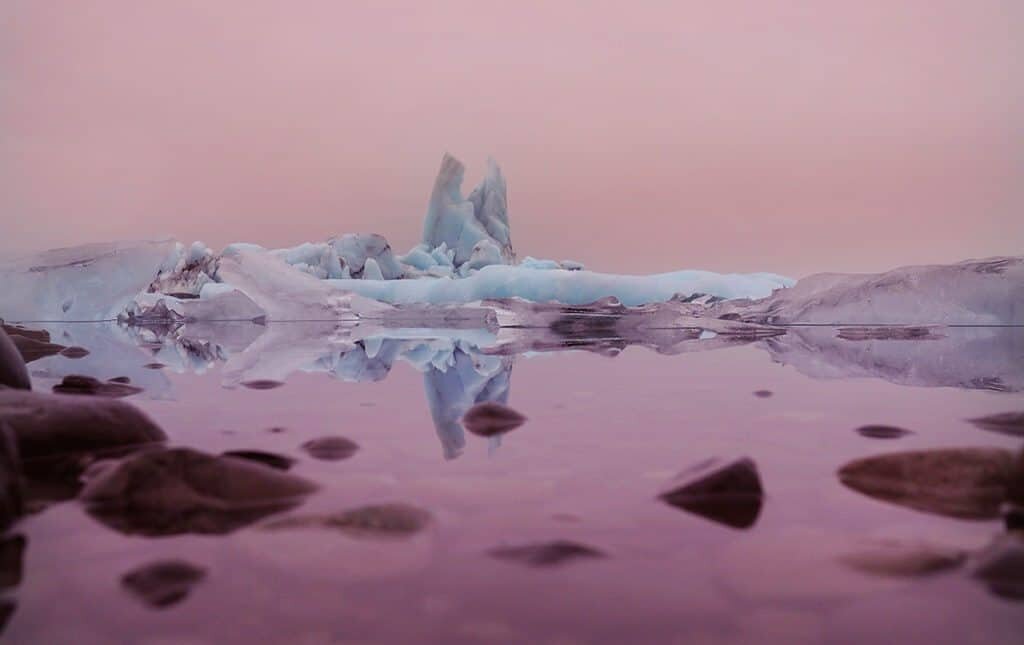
(0, 240), (180, 321)
(711, 257), (1024, 325)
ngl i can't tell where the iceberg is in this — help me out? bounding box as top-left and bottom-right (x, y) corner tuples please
(1, 153), (1020, 331)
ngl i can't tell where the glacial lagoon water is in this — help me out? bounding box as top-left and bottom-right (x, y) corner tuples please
(2, 322), (1023, 644)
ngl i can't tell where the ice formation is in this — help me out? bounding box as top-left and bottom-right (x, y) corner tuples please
(1, 153), (1021, 330)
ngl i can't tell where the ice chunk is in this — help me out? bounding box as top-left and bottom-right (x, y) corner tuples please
(422, 154), (513, 267)
(328, 265), (792, 307)
(328, 234), (404, 279)
(714, 256), (1023, 325)
(0, 240), (179, 322)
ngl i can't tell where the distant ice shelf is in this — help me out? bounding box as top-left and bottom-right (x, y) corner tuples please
(0, 153), (1020, 326)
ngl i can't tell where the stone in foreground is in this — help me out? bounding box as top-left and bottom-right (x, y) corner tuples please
(462, 401), (527, 437)
(121, 560), (207, 608)
(659, 457), (764, 529)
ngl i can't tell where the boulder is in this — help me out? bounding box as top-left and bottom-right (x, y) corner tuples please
(659, 457), (764, 529)
(0, 328), (30, 391)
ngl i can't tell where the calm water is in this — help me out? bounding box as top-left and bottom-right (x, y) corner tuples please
(3, 322), (1023, 644)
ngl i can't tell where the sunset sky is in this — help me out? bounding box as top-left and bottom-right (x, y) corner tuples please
(1, 1), (1021, 277)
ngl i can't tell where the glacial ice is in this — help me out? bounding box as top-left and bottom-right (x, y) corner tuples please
(1, 153), (1021, 331)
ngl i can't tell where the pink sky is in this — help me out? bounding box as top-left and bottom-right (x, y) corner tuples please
(1, 1), (1021, 276)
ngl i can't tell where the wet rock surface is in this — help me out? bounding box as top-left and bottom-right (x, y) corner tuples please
(488, 540), (606, 567)
(659, 457), (764, 529)
(838, 539), (966, 577)
(121, 560), (207, 608)
(263, 503), (431, 537)
(58, 346), (89, 359)
(855, 424), (914, 439)
(300, 436), (359, 461)
(0, 389), (165, 460)
(969, 412), (1024, 437)
(462, 401), (527, 437)
(52, 375), (143, 398)
(222, 450), (295, 471)
(80, 447), (318, 536)
(241, 379), (284, 390)
(972, 534), (1024, 601)
(838, 448), (1016, 519)
(0, 425), (23, 530)
(0, 328), (31, 391)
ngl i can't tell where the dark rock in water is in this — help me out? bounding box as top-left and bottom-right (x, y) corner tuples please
(753, 390), (773, 398)
(121, 560), (207, 608)
(1, 325), (48, 344)
(0, 424), (24, 530)
(0, 600), (14, 636)
(80, 447), (318, 536)
(969, 412), (1024, 437)
(52, 374), (143, 398)
(241, 379), (284, 390)
(142, 362), (166, 370)
(108, 376), (132, 384)
(6, 333), (65, 365)
(837, 326), (941, 341)
(264, 503), (431, 537)
(0, 389), (165, 460)
(838, 539), (966, 577)
(222, 450), (295, 471)
(855, 425), (914, 439)
(0, 535), (25, 590)
(659, 457), (764, 529)
(462, 402), (527, 437)
(488, 540), (606, 567)
(58, 346), (89, 359)
(972, 534), (1024, 601)
(301, 436), (359, 461)
(837, 448), (1015, 519)
(0, 328), (31, 391)
(268, 426), (286, 434)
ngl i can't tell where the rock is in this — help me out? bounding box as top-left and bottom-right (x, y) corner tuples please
(108, 376), (131, 384)
(855, 425), (914, 439)
(0, 328), (31, 391)
(0, 325), (48, 344)
(263, 503), (431, 537)
(488, 540), (605, 567)
(462, 402), (527, 437)
(0, 535), (25, 590)
(753, 390), (773, 398)
(969, 412), (1024, 437)
(0, 389), (165, 460)
(659, 457), (764, 529)
(58, 346), (89, 359)
(51, 374), (143, 398)
(300, 436), (359, 461)
(240, 379), (284, 390)
(838, 539), (966, 577)
(142, 362), (165, 369)
(121, 560), (207, 608)
(6, 333), (65, 364)
(972, 534), (1024, 601)
(838, 448), (1015, 519)
(0, 424), (23, 530)
(222, 450), (295, 471)
(80, 447), (318, 536)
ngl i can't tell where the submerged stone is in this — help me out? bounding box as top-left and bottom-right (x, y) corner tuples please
(838, 539), (966, 577)
(0, 389), (165, 460)
(462, 402), (527, 437)
(52, 374), (143, 398)
(659, 457), (764, 529)
(80, 447), (318, 536)
(968, 412), (1024, 437)
(121, 560), (207, 608)
(142, 362), (165, 370)
(753, 390), (773, 398)
(972, 534), (1024, 601)
(6, 334), (65, 365)
(837, 448), (1015, 519)
(264, 503), (431, 537)
(301, 436), (359, 461)
(241, 379), (284, 390)
(0, 328), (31, 391)
(58, 346), (90, 359)
(0, 424), (23, 530)
(222, 450), (295, 471)
(488, 540), (605, 567)
(855, 425), (914, 439)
